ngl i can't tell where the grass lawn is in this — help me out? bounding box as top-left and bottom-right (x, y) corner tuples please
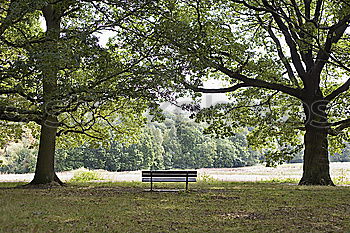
(0, 181), (349, 233)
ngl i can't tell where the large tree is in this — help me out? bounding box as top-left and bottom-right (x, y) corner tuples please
(145, 0), (350, 185)
(0, 0), (163, 185)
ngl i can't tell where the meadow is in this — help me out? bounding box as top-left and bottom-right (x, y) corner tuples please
(1, 162), (349, 185)
(0, 181), (350, 232)
(1, 163), (350, 232)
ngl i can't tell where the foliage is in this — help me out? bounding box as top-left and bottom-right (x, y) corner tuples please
(55, 112), (260, 172)
(132, 0), (350, 185)
(0, 127), (37, 173)
(0, 143), (36, 174)
(1, 0), (163, 145)
(333, 168), (350, 185)
(69, 170), (104, 182)
(3, 111), (350, 174)
(0, 0), (176, 184)
(198, 173), (217, 183)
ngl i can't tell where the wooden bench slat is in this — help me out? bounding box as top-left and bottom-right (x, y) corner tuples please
(142, 171), (197, 177)
(142, 177), (197, 182)
(142, 173), (197, 177)
(142, 170), (197, 173)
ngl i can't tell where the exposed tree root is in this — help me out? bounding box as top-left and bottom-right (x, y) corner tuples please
(21, 173), (65, 188)
(298, 178), (335, 186)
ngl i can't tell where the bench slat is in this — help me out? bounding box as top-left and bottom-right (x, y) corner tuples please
(142, 170), (197, 174)
(142, 173), (197, 177)
(142, 171), (197, 177)
(142, 177), (197, 182)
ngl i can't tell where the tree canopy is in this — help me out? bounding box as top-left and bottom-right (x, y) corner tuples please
(133, 0), (350, 185)
(0, 0), (174, 184)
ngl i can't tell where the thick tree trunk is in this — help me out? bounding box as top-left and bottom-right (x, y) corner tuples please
(299, 126), (334, 185)
(299, 97), (334, 185)
(30, 116), (62, 185)
(29, 5), (62, 185)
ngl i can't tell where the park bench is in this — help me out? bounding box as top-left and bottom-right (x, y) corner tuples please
(142, 170), (197, 191)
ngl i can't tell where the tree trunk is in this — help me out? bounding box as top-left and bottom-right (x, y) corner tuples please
(29, 5), (62, 185)
(30, 116), (62, 185)
(299, 98), (334, 185)
(299, 126), (334, 185)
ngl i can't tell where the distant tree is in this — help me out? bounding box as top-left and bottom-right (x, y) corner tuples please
(0, 127), (37, 173)
(117, 126), (165, 171)
(53, 112), (258, 171)
(161, 118), (181, 169)
(214, 139), (244, 168)
(330, 144), (350, 162)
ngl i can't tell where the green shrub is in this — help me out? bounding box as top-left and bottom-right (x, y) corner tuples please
(198, 173), (217, 183)
(334, 169), (350, 185)
(0, 144), (36, 174)
(69, 170), (104, 182)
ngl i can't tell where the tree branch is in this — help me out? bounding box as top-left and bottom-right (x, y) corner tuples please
(0, 89), (18, 95)
(314, 13), (350, 75)
(313, 0), (323, 23)
(0, 105), (40, 115)
(259, 18), (300, 87)
(0, 112), (41, 124)
(325, 78), (350, 101)
(328, 118), (350, 135)
(185, 82), (249, 93)
(261, 0), (306, 78)
(56, 129), (103, 140)
(290, 0), (305, 26)
(205, 59), (302, 99)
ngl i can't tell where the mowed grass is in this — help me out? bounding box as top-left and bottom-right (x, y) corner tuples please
(0, 182), (349, 233)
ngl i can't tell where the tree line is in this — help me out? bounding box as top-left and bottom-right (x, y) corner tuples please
(1, 112), (350, 174)
(0, 113), (259, 173)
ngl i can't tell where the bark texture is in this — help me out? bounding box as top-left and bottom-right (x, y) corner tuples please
(299, 126), (334, 185)
(30, 5), (62, 185)
(299, 96), (334, 185)
(30, 117), (63, 185)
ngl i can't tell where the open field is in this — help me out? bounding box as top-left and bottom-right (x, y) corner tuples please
(1, 162), (349, 184)
(0, 182), (350, 232)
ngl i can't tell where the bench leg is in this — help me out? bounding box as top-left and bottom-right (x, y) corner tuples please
(186, 172), (189, 190)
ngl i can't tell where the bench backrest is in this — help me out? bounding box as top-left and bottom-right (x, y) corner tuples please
(142, 170), (197, 177)
(142, 170), (197, 182)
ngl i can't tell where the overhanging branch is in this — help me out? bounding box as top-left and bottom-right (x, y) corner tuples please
(205, 59), (302, 99)
(0, 112), (41, 124)
(314, 13), (350, 74)
(325, 78), (350, 101)
(328, 118), (350, 135)
(185, 83), (249, 93)
(259, 18), (299, 87)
